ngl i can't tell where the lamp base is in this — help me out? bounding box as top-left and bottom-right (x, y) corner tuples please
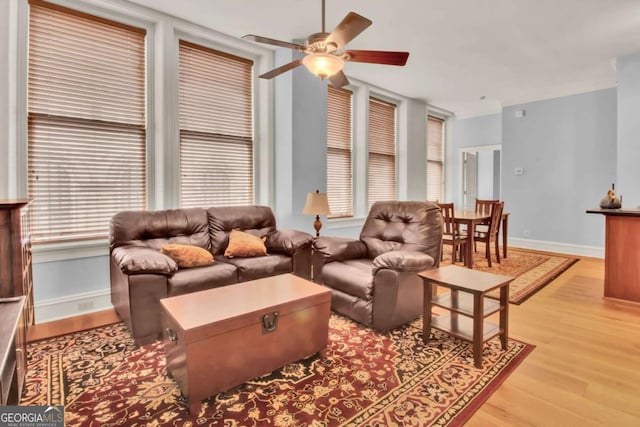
(313, 215), (322, 237)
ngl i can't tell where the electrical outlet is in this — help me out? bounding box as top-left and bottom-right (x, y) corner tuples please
(523, 229), (531, 238)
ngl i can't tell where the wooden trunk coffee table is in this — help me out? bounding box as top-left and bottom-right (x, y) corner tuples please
(160, 273), (331, 415)
(418, 265), (514, 368)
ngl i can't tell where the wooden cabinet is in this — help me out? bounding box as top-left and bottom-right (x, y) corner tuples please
(586, 208), (640, 302)
(0, 297), (26, 405)
(0, 199), (33, 405)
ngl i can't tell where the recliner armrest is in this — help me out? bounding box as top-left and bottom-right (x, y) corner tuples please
(313, 236), (368, 262)
(111, 245), (178, 276)
(372, 250), (435, 275)
(265, 229), (313, 255)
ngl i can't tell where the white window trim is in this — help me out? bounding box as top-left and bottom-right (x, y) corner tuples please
(15, 0), (274, 262)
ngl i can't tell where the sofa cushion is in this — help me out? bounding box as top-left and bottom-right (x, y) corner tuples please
(321, 258), (373, 300)
(224, 230), (267, 258)
(167, 262), (238, 297)
(208, 206), (277, 255)
(217, 254), (291, 282)
(110, 208), (210, 252)
(161, 244), (214, 268)
(360, 201), (442, 259)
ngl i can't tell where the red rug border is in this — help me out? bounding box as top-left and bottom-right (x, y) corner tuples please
(510, 256), (579, 305)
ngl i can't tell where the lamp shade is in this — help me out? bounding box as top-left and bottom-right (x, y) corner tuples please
(302, 191), (331, 216)
(301, 53), (344, 80)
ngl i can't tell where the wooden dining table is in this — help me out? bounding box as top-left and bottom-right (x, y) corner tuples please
(453, 210), (510, 269)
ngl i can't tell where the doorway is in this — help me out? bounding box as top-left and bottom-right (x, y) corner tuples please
(460, 145), (501, 209)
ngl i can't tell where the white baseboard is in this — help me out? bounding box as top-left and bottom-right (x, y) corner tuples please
(508, 237), (604, 259)
(34, 289), (113, 324)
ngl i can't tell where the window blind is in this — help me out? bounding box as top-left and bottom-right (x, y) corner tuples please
(327, 87), (353, 218)
(28, 0), (146, 243)
(178, 40), (254, 208)
(367, 97), (397, 208)
(427, 115), (444, 202)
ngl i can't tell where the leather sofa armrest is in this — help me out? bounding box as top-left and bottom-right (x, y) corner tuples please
(111, 245), (178, 276)
(313, 236), (368, 262)
(265, 229), (313, 255)
(372, 250), (435, 275)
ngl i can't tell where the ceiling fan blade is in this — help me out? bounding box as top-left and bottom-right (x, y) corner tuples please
(328, 70), (349, 88)
(343, 50), (409, 66)
(242, 34), (306, 51)
(259, 59), (303, 79)
(325, 12), (372, 49)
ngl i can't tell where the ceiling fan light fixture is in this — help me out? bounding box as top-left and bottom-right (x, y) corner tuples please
(302, 53), (344, 80)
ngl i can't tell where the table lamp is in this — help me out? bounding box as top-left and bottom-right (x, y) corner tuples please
(302, 190), (331, 237)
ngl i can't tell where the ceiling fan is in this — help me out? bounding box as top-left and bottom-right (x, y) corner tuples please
(242, 0), (409, 89)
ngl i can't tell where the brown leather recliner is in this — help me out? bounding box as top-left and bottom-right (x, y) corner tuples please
(312, 201), (443, 332)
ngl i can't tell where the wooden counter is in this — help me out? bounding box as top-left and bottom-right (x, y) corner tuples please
(586, 208), (640, 302)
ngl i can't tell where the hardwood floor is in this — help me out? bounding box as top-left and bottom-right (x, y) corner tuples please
(27, 308), (119, 342)
(468, 255), (640, 427)
(26, 254), (640, 426)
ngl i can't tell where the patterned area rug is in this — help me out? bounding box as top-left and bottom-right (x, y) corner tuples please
(442, 244), (579, 304)
(22, 316), (533, 426)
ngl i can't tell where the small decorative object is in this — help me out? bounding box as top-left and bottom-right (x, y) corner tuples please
(600, 183), (622, 209)
(302, 189), (331, 237)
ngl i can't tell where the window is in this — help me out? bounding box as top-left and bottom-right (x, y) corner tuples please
(27, 0), (146, 243)
(178, 40), (254, 207)
(427, 115), (445, 202)
(367, 97), (397, 208)
(326, 86), (353, 218)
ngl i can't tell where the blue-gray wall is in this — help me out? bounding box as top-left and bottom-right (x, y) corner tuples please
(33, 256), (108, 300)
(502, 88), (617, 247)
(274, 47), (328, 234)
(616, 53), (640, 207)
(451, 113), (501, 206)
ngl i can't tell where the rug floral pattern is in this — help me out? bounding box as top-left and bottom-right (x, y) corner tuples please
(442, 244), (578, 304)
(22, 315), (533, 426)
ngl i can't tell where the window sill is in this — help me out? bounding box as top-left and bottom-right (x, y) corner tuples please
(327, 217), (366, 230)
(32, 239), (110, 264)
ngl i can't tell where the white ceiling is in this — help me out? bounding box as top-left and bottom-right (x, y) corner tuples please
(128, 0), (640, 118)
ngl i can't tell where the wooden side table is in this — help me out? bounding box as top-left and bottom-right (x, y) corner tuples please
(419, 265), (514, 368)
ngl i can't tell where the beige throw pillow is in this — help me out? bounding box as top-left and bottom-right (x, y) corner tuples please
(161, 244), (214, 268)
(224, 230), (267, 258)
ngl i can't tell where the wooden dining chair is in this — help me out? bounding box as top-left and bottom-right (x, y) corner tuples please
(473, 199), (499, 252)
(473, 201), (504, 267)
(437, 203), (467, 264)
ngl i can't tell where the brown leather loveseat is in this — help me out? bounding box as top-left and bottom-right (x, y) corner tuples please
(110, 205), (313, 345)
(312, 201), (443, 332)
